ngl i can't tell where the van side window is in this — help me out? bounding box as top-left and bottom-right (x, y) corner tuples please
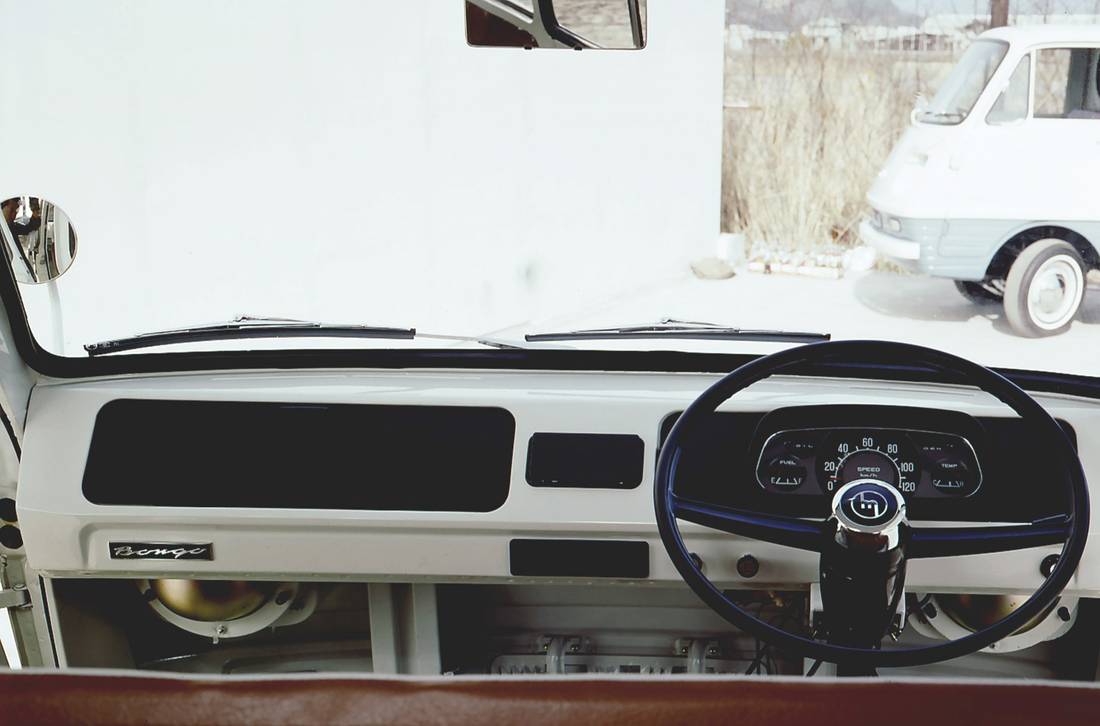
(987, 55), (1031, 124)
(1034, 48), (1100, 119)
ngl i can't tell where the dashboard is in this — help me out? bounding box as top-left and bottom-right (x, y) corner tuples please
(12, 368), (1100, 596)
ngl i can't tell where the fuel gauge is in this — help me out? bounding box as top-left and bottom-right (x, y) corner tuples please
(755, 430), (819, 493)
(761, 455), (807, 491)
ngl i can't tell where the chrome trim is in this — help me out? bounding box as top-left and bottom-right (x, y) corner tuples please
(832, 479), (907, 550)
(109, 542), (213, 561)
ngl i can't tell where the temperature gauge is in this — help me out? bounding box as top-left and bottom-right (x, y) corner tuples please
(919, 434), (982, 497)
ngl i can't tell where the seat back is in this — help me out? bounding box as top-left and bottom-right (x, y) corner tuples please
(1, 671), (1099, 725)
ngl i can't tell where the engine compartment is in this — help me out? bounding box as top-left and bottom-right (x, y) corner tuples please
(39, 578), (1099, 681)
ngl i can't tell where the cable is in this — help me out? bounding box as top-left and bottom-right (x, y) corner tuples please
(743, 596), (800, 675)
(744, 637), (766, 674)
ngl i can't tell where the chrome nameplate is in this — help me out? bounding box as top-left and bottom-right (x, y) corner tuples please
(109, 542), (213, 561)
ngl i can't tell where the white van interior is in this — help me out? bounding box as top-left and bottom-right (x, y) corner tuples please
(4, 3), (1100, 724)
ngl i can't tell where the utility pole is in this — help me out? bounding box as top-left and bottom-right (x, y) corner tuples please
(991, 0), (1009, 27)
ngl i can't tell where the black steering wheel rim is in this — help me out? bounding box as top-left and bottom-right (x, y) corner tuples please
(654, 339), (1089, 669)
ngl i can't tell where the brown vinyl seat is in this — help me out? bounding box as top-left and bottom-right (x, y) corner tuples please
(1, 670), (1099, 725)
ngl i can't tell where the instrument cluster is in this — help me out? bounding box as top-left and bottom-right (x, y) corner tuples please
(755, 426), (981, 500)
(662, 404), (1071, 523)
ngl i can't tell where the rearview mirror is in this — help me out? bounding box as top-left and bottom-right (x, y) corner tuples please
(0, 196), (78, 284)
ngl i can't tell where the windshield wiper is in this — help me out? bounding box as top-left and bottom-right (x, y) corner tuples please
(524, 319), (829, 345)
(84, 315), (418, 356)
(83, 315), (527, 356)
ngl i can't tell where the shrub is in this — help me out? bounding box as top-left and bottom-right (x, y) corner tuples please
(722, 40), (954, 255)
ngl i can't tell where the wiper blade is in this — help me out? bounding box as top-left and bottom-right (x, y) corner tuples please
(524, 319), (829, 345)
(84, 315), (416, 356)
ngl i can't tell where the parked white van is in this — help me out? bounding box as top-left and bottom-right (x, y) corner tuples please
(862, 26), (1100, 337)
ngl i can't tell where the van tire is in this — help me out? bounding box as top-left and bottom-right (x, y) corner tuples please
(1003, 239), (1086, 338)
(954, 280), (1002, 303)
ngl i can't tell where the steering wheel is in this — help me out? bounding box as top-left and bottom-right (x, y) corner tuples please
(654, 340), (1089, 669)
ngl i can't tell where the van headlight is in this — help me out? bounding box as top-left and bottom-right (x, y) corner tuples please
(872, 210), (903, 235)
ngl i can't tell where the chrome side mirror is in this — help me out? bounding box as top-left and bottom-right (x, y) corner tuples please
(0, 196), (78, 284)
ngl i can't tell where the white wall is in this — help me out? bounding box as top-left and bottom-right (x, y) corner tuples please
(0, 0), (724, 355)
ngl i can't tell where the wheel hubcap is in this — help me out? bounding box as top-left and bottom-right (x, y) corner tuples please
(1027, 255), (1083, 330)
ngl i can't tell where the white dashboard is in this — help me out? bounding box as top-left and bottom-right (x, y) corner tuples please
(14, 367), (1100, 596)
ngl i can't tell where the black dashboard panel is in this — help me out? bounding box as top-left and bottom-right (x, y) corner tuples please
(526, 433), (644, 489)
(509, 539), (649, 578)
(659, 405), (1075, 523)
(83, 399), (515, 511)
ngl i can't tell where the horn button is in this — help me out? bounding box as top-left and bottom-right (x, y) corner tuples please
(833, 479), (907, 551)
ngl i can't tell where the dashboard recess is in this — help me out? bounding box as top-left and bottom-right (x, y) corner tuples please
(83, 399), (516, 512)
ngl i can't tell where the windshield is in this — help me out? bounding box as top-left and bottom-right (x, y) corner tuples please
(916, 40), (1009, 124)
(2, 4), (1098, 379)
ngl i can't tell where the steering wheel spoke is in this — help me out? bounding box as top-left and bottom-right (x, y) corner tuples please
(671, 494), (826, 552)
(907, 516), (1071, 559)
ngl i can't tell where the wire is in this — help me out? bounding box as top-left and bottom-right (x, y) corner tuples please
(744, 637), (766, 674)
(743, 596), (801, 675)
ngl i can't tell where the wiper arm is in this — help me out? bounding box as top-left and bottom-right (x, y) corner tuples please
(84, 315), (417, 356)
(524, 319), (830, 345)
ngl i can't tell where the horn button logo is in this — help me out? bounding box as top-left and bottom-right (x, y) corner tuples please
(851, 490), (888, 520)
(838, 481), (900, 529)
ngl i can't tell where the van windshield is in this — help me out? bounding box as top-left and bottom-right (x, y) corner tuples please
(917, 39), (1009, 124)
(6, 7), (1100, 379)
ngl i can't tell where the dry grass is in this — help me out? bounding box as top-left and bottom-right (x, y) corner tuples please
(722, 41), (956, 256)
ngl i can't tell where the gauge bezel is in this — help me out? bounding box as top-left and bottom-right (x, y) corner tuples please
(754, 425), (983, 498)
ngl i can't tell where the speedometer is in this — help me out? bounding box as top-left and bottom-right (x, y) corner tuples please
(816, 430), (920, 495)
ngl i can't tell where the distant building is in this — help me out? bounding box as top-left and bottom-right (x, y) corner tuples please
(1010, 13), (1100, 26)
(920, 14), (987, 38)
(852, 25), (925, 51)
(728, 13), (1100, 55)
(800, 17), (844, 49)
(727, 23), (789, 51)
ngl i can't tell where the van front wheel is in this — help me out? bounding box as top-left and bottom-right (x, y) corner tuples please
(1004, 239), (1086, 337)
